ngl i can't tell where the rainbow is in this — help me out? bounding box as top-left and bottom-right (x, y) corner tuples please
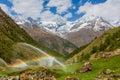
(8, 56), (53, 68)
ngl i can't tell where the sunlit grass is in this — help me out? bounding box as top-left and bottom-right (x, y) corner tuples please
(57, 55), (120, 80)
(0, 55), (119, 80)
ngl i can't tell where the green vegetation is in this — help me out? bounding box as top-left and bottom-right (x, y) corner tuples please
(66, 44), (88, 59)
(0, 8), (63, 63)
(57, 55), (120, 80)
(68, 26), (120, 62)
(91, 28), (120, 53)
(0, 52), (120, 80)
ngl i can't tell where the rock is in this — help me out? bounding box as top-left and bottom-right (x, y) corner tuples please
(0, 67), (57, 80)
(95, 69), (120, 80)
(95, 75), (120, 80)
(78, 62), (92, 73)
(112, 74), (120, 79)
(98, 52), (109, 58)
(65, 76), (80, 80)
(0, 76), (20, 80)
(100, 69), (114, 75)
(94, 77), (110, 80)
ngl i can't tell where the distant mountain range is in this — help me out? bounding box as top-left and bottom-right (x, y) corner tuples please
(15, 15), (119, 47)
(15, 15), (120, 36)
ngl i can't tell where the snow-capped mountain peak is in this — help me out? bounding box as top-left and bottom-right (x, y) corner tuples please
(15, 15), (118, 36)
(69, 15), (113, 32)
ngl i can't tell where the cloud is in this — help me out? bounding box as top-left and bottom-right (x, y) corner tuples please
(77, 0), (120, 20)
(40, 10), (66, 22)
(63, 13), (72, 19)
(9, 0), (43, 19)
(47, 0), (72, 14)
(0, 4), (11, 15)
(0, 0), (72, 22)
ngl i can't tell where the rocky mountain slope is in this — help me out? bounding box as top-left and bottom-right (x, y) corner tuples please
(19, 23), (77, 55)
(66, 28), (102, 47)
(66, 26), (120, 63)
(65, 16), (113, 47)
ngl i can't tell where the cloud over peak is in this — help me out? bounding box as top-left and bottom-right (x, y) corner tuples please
(77, 0), (120, 20)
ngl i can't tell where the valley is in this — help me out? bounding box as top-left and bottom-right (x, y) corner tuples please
(0, 1), (120, 79)
(0, 52), (120, 80)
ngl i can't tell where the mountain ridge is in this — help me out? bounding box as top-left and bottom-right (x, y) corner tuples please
(19, 22), (77, 55)
(15, 15), (117, 36)
(0, 7), (63, 64)
(66, 26), (120, 63)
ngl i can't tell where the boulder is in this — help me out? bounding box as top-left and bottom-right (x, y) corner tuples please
(100, 69), (114, 75)
(78, 62), (92, 73)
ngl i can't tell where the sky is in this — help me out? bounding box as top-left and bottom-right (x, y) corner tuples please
(0, 0), (119, 22)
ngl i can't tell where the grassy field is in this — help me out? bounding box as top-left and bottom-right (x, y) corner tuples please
(56, 55), (120, 80)
(0, 55), (120, 80)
